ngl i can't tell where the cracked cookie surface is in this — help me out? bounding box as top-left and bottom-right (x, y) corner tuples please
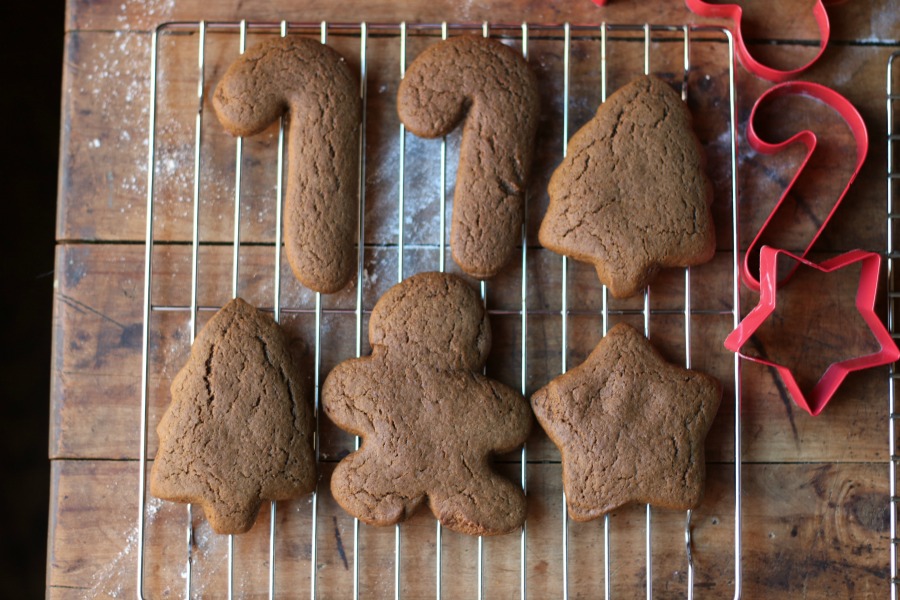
(151, 298), (316, 534)
(323, 272), (532, 536)
(539, 75), (715, 298)
(213, 37), (360, 294)
(531, 323), (721, 521)
(397, 36), (539, 279)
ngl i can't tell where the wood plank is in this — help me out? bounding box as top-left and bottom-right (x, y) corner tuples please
(64, 0), (899, 48)
(58, 29), (899, 249)
(50, 243), (735, 462)
(51, 242), (890, 464)
(65, 0), (720, 33)
(47, 459), (889, 598)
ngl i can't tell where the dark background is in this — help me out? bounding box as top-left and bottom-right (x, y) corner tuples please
(1, 1), (65, 596)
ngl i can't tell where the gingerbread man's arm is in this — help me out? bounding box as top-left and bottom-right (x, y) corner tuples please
(475, 376), (532, 454)
(322, 359), (377, 437)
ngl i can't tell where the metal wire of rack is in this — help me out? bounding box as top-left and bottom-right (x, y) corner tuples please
(136, 20), (741, 599)
(887, 49), (900, 600)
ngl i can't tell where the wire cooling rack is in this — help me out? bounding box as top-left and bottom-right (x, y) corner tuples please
(887, 50), (900, 600)
(136, 21), (740, 598)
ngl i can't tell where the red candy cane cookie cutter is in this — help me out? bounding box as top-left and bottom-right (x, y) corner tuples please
(742, 81), (868, 292)
(725, 247), (900, 416)
(684, 0), (842, 82)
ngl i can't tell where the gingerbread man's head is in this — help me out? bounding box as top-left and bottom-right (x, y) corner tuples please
(368, 272), (490, 371)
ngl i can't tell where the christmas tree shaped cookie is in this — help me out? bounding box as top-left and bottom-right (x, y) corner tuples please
(151, 298), (316, 534)
(539, 75), (716, 298)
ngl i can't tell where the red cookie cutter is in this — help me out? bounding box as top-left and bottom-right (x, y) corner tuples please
(684, 0), (841, 82)
(724, 246), (900, 417)
(743, 81), (868, 292)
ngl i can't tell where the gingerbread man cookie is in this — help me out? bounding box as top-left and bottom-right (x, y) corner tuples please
(531, 323), (721, 521)
(322, 272), (531, 536)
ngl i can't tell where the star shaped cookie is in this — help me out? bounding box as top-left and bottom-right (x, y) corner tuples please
(531, 323), (721, 521)
(323, 272), (532, 536)
(538, 75), (716, 298)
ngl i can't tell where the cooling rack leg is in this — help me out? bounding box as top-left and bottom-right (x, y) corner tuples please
(725, 28), (743, 600)
(598, 22), (613, 600)
(888, 51), (899, 600)
(560, 23), (571, 600)
(136, 22), (161, 600)
(520, 23), (530, 600)
(225, 19), (247, 600)
(352, 22), (370, 600)
(682, 26), (696, 600)
(183, 20), (208, 599)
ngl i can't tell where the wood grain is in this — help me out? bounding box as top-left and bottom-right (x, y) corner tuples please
(51, 0), (900, 596)
(63, 0), (900, 46)
(47, 459), (889, 598)
(51, 243), (892, 465)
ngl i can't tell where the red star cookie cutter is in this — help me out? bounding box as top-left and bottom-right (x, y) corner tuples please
(684, 0), (841, 82)
(724, 246), (900, 417)
(742, 81), (868, 292)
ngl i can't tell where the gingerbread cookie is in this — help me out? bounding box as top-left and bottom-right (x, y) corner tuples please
(151, 298), (316, 534)
(397, 36), (540, 279)
(539, 75), (715, 298)
(213, 37), (360, 294)
(322, 272), (531, 536)
(531, 323), (721, 521)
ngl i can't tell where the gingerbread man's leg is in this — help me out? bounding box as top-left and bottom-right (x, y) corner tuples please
(330, 447), (427, 527)
(429, 465), (527, 536)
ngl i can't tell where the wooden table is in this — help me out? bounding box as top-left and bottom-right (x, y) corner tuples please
(50, 1), (900, 597)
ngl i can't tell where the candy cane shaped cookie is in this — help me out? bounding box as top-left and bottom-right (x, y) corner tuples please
(213, 37), (360, 294)
(398, 36), (540, 279)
